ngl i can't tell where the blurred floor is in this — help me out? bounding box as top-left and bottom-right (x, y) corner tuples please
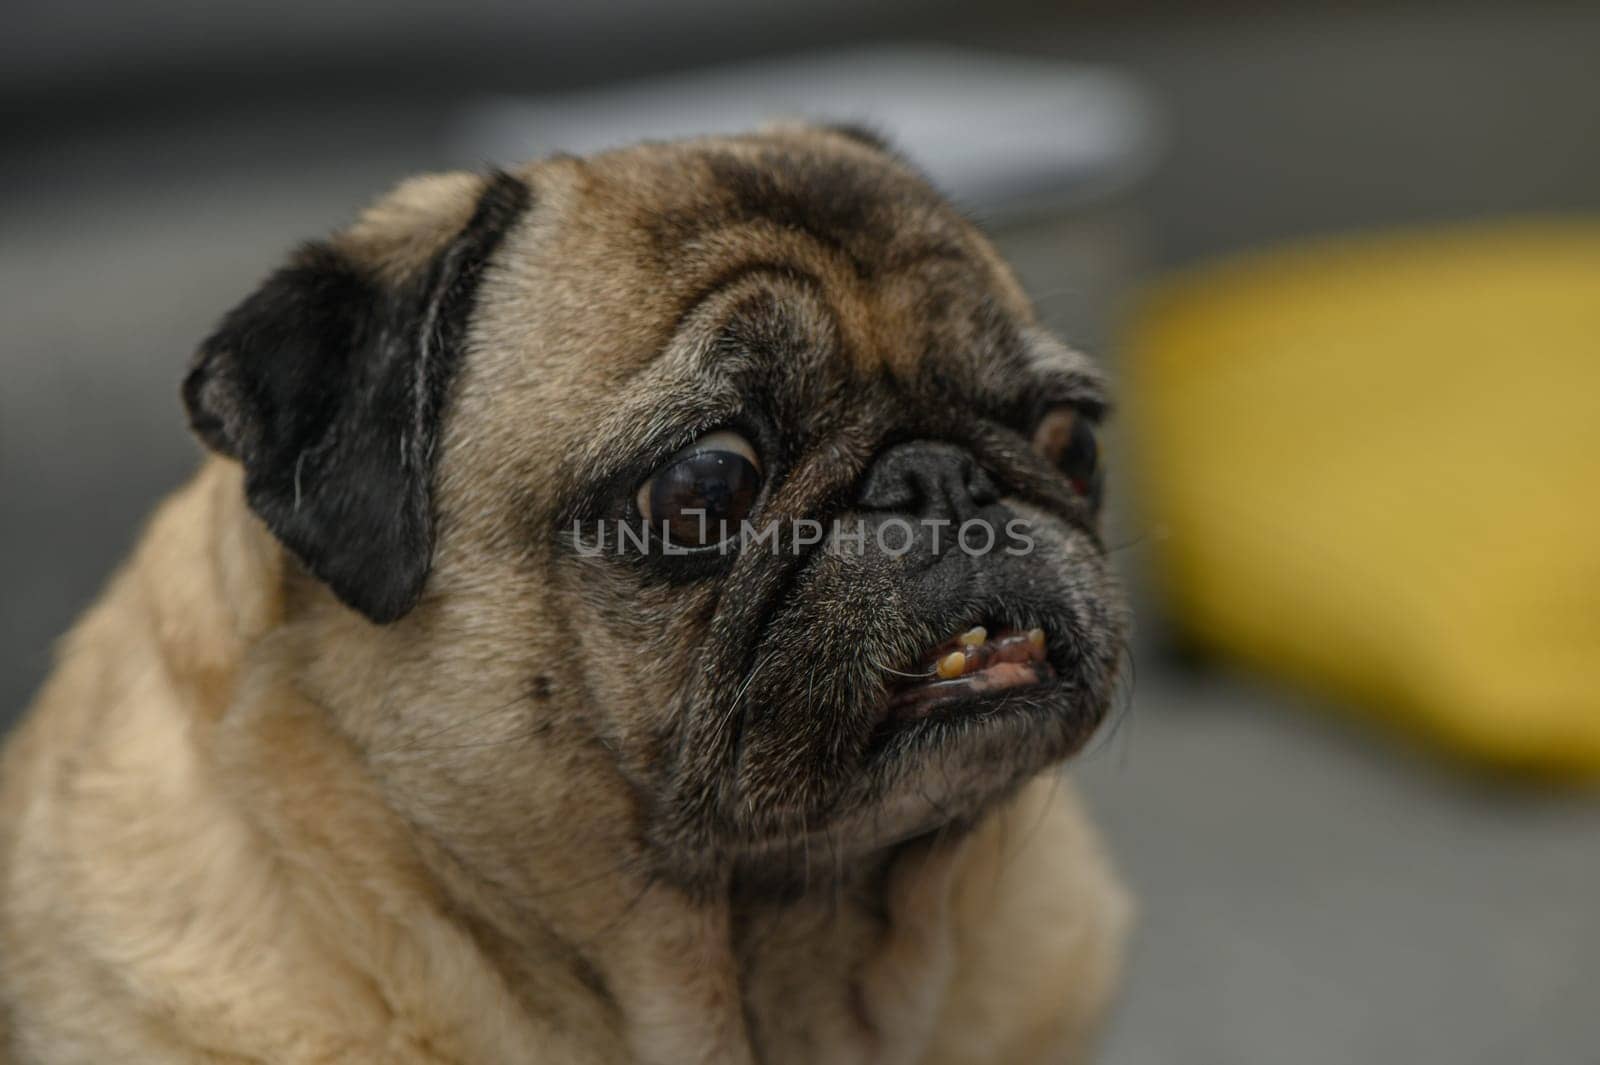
(1077, 673), (1600, 1065)
(4, 3), (1600, 1061)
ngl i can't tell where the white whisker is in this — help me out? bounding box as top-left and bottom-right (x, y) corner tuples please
(880, 664), (935, 680)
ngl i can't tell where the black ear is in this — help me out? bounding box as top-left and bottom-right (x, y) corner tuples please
(183, 171), (531, 623)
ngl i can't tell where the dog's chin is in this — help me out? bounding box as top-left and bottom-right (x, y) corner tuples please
(726, 677), (1102, 894)
(862, 682), (1100, 838)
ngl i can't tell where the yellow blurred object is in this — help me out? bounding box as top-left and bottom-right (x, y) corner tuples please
(1126, 220), (1600, 778)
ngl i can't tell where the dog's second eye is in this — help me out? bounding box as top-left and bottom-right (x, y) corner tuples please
(1031, 407), (1101, 500)
(636, 430), (763, 548)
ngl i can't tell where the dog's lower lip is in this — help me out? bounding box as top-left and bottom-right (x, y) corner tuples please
(886, 625), (1055, 720)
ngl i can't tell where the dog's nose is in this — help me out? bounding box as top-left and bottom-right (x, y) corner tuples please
(856, 441), (999, 524)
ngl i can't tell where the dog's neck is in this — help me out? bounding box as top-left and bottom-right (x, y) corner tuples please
(155, 460), (966, 1065)
(413, 828), (953, 1065)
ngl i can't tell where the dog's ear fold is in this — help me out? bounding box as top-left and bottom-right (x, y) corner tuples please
(183, 170), (531, 623)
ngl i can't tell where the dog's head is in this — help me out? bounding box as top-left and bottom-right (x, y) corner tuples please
(186, 127), (1125, 894)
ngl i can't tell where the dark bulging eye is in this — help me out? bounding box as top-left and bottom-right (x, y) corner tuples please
(1031, 407), (1102, 501)
(636, 430), (763, 548)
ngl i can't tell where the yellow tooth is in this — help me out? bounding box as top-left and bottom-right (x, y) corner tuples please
(1027, 628), (1047, 652)
(959, 626), (988, 647)
(937, 651), (967, 679)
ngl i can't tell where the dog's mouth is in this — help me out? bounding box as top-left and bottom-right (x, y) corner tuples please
(722, 600), (1112, 878)
(885, 624), (1057, 721)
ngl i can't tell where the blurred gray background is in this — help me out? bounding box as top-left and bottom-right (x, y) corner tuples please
(5, 3), (1600, 1062)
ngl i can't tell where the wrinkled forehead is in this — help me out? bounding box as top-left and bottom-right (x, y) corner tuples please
(494, 134), (1039, 374)
(601, 134), (1017, 305)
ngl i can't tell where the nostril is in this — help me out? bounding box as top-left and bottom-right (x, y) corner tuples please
(965, 464), (998, 506)
(856, 441), (997, 523)
(856, 449), (920, 511)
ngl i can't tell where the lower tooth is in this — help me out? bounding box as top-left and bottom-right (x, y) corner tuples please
(936, 651), (967, 679)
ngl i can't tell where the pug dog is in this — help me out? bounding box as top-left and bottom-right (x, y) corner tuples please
(0, 126), (1131, 1064)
